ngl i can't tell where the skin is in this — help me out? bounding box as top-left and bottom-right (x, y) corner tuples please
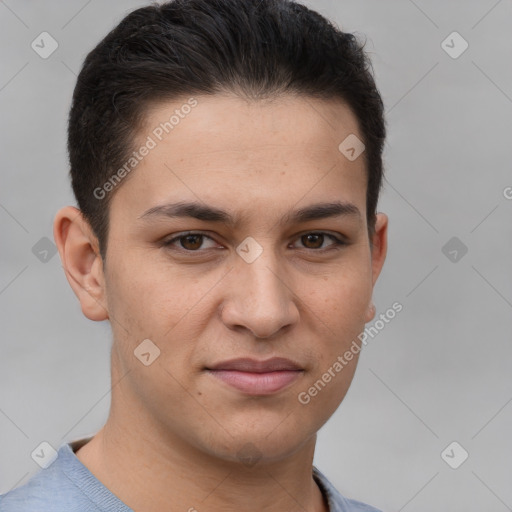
(54, 93), (387, 512)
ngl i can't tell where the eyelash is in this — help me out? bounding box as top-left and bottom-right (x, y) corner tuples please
(162, 231), (347, 254)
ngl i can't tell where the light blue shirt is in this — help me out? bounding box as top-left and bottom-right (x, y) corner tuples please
(0, 438), (382, 512)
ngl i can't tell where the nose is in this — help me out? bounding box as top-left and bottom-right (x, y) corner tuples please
(219, 248), (300, 339)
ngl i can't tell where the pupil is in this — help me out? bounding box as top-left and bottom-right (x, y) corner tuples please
(304, 234), (323, 248)
(183, 234), (202, 250)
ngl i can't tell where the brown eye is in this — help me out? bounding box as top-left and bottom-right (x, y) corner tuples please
(301, 233), (324, 249)
(163, 232), (218, 252)
(179, 234), (203, 250)
(294, 232), (345, 251)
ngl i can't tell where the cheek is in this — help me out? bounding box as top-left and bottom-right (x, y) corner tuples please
(104, 258), (216, 373)
(304, 268), (372, 392)
(105, 253), (185, 325)
(313, 269), (372, 328)
(296, 348), (360, 433)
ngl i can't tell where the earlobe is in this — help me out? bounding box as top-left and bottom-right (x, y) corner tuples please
(364, 303), (376, 323)
(53, 206), (109, 322)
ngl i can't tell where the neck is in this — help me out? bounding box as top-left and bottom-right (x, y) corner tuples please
(75, 383), (328, 512)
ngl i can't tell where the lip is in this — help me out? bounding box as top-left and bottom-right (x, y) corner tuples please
(205, 357), (304, 395)
(207, 357), (303, 372)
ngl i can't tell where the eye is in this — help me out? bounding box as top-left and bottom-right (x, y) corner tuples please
(162, 231), (346, 253)
(291, 232), (346, 251)
(163, 232), (218, 251)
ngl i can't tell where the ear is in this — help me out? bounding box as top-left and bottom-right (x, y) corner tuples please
(364, 212), (388, 323)
(53, 206), (109, 321)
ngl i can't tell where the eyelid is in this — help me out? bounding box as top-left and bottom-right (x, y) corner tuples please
(162, 230), (347, 252)
(162, 231), (221, 251)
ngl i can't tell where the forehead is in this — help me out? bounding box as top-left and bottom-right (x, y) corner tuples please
(110, 94), (367, 221)
(142, 93), (362, 156)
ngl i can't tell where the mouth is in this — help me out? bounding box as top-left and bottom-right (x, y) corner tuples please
(205, 357), (304, 395)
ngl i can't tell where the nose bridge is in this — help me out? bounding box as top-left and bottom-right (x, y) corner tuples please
(223, 238), (298, 338)
(245, 251), (285, 302)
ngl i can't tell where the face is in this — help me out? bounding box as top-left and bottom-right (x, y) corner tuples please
(60, 94), (387, 465)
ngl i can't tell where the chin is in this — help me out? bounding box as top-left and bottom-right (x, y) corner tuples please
(197, 425), (313, 467)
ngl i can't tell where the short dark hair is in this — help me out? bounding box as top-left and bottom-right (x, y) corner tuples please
(68, 0), (386, 261)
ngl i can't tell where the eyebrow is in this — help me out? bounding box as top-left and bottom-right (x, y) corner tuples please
(137, 200), (362, 227)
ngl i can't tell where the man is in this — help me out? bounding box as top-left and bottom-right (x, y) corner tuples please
(0, 0), (387, 510)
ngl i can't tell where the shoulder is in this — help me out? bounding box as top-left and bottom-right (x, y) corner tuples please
(0, 443), (96, 512)
(313, 466), (383, 512)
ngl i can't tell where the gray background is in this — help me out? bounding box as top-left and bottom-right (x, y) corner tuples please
(1, 1), (511, 510)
